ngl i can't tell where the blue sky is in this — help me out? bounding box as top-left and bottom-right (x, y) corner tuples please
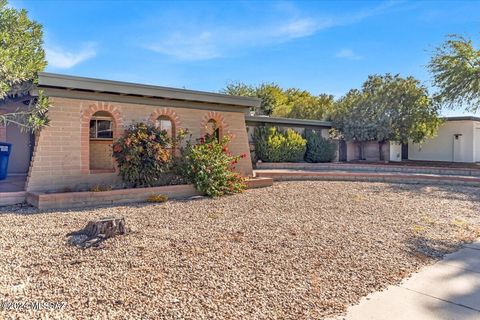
(11, 0), (480, 116)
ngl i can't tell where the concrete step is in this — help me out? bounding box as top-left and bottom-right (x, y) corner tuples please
(256, 162), (480, 177)
(254, 169), (480, 187)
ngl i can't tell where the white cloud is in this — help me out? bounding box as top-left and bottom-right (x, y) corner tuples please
(144, 1), (403, 61)
(46, 43), (97, 69)
(147, 31), (220, 60)
(146, 17), (325, 61)
(336, 49), (362, 60)
(276, 18), (320, 39)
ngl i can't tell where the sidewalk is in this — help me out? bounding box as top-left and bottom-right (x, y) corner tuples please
(334, 240), (480, 320)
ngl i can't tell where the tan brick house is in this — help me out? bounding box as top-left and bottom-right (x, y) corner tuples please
(1, 72), (259, 195)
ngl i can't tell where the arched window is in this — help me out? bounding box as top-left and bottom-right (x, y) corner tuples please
(89, 111), (114, 171)
(89, 111), (113, 140)
(206, 119), (220, 141)
(156, 115), (174, 138)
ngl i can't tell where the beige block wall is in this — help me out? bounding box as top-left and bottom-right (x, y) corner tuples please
(409, 120), (477, 163)
(90, 140), (114, 170)
(26, 97), (253, 192)
(346, 141), (381, 161)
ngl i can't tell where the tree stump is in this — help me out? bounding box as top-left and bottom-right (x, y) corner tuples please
(67, 217), (126, 249)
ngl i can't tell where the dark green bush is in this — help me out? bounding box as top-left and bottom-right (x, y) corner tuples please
(253, 126), (306, 162)
(304, 129), (337, 163)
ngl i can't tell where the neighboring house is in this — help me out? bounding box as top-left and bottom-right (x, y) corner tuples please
(408, 116), (480, 163)
(0, 72), (259, 193)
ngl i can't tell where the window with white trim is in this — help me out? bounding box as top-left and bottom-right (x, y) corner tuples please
(89, 112), (113, 140)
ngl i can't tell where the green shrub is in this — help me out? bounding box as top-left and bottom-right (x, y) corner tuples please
(112, 122), (173, 187)
(147, 194), (169, 203)
(181, 134), (246, 197)
(89, 184), (112, 192)
(253, 126), (306, 162)
(304, 129), (337, 163)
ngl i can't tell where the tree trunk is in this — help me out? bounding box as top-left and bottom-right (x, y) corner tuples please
(67, 217), (126, 249)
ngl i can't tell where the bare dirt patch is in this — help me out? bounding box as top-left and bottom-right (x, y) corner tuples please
(1, 181), (479, 319)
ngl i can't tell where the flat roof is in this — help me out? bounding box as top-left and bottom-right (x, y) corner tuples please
(444, 116), (480, 122)
(245, 115), (332, 128)
(36, 72), (261, 108)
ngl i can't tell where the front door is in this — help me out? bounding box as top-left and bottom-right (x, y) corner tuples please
(453, 134), (464, 162)
(6, 124), (33, 174)
(339, 140), (347, 162)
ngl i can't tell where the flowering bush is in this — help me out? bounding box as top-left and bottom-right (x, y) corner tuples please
(112, 122), (174, 187)
(181, 133), (246, 197)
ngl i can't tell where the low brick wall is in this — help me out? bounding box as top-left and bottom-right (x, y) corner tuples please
(255, 170), (480, 187)
(26, 177), (273, 210)
(245, 177), (273, 189)
(0, 191), (27, 206)
(256, 162), (480, 177)
(27, 184), (199, 210)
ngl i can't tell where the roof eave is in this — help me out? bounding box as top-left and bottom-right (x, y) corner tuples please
(37, 72), (261, 108)
(245, 115), (332, 128)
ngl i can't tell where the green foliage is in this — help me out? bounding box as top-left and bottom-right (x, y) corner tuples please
(222, 81), (285, 116)
(147, 194), (169, 203)
(330, 74), (441, 144)
(89, 184), (112, 192)
(112, 122), (174, 187)
(181, 134), (246, 197)
(0, 91), (50, 131)
(285, 91), (334, 120)
(222, 81), (332, 119)
(428, 35), (480, 112)
(0, 0), (49, 131)
(253, 126), (306, 162)
(304, 129), (337, 163)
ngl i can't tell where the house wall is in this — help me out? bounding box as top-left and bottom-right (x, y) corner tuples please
(389, 141), (402, 162)
(408, 120), (477, 163)
(26, 97), (253, 192)
(89, 140), (114, 170)
(0, 102), (33, 174)
(345, 141), (383, 161)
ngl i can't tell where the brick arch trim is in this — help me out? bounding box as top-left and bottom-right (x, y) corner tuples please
(81, 102), (123, 174)
(148, 108), (181, 133)
(200, 111), (229, 138)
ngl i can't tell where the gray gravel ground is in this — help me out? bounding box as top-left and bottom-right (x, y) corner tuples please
(1, 181), (479, 320)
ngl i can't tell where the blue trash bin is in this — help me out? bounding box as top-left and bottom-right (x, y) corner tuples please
(0, 142), (12, 180)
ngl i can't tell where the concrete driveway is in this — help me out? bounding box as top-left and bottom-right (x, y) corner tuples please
(335, 240), (480, 320)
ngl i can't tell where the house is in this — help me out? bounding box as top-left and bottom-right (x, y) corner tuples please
(0, 72), (259, 197)
(408, 116), (480, 163)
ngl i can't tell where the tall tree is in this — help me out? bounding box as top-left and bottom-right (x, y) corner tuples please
(222, 81), (332, 119)
(285, 90), (334, 120)
(428, 35), (480, 112)
(0, 0), (49, 131)
(331, 74), (441, 144)
(221, 81), (285, 116)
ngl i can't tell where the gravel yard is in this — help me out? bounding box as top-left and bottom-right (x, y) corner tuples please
(1, 181), (479, 319)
